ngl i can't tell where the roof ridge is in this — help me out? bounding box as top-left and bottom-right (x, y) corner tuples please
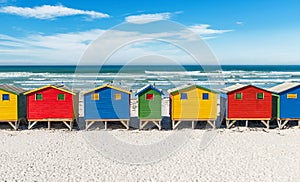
(84, 83), (132, 95)
(135, 84), (163, 96)
(168, 84), (218, 94)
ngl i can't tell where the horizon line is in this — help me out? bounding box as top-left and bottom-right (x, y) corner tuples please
(0, 64), (299, 66)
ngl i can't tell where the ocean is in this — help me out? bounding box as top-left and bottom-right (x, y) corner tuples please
(1, 65), (300, 93)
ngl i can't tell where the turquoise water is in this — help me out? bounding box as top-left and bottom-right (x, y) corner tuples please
(1, 65), (300, 91)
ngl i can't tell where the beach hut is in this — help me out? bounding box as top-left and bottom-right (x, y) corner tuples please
(0, 84), (26, 130)
(221, 84), (273, 129)
(24, 84), (78, 130)
(168, 84), (218, 129)
(269, 82), (300, 129)
(135, 84), (164, 130)
(84, 84), (132, 130)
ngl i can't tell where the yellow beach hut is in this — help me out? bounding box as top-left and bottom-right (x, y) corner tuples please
(0, 84), (26, 130)
(168, 84), (218, 129)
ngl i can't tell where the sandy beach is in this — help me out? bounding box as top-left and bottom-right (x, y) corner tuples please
(1, 0), (300, 180)
(0, 127), (299, 181)
(0, 95), (299, 181)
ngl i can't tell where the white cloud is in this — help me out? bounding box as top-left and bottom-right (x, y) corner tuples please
(0, 29), (203, 65)
(125, 12), (172, 24)
(0, 29), (105, 64)
(0, 23), (232, 65)
(236, 21), (244, 25)
(0, 5), (110, 19)
(188, 24), (232, 35)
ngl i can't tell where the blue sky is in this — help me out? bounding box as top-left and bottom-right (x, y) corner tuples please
(0, 0), (300, 65)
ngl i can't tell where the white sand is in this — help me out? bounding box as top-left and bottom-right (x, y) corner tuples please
(0, 128), (299, 181)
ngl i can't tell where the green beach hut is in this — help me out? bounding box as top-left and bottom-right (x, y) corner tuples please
(135, 84), (164, 130)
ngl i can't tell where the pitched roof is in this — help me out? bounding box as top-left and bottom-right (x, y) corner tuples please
(84, 84), (132, 95)
(220, 83), (272, 94)
(0, 84), (26, 95)
(24, 84), (76, 95)
(135, 84), (164, 96)
(219, 83), (249, 93)
(53, 84), (79, 94)
(268, 82), (300, 93)
(168, 84), (218, 95)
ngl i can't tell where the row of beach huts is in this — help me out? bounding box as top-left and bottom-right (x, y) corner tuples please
(0, 82), (300, 130)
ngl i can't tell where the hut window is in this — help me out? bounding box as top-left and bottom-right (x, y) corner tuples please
(180, 93), (188, 100)
(114, 93), (122, 100)
(35, 94), (43, 100)
(92, 93), (99, 100)
(235, 93), (242, 100)
(58, 94), (65, 101)
(146, 94), (154, 100)
(287, 93), (297, 99)
(2, 94), (9, 101)
(257, 93), (264, 100)
(202, 93), (209, 100)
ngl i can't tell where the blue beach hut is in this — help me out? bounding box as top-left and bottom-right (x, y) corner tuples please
(84, 84), (132, 130)
(269, 82), (300, 129)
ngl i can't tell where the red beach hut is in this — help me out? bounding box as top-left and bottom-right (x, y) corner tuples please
(221, 84), (273, 129)
(24, 84), (78, 130)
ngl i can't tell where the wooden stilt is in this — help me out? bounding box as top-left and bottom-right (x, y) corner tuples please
(48, 121), (51, 130)
(207, 120), (215, 128)
(140, 120), (161, 130)
(85, 119), (130, 130)
(227, 120), (237, 129)
(85, 121), (95, 130)
(298, 120), (300, 128)
(226, 120), (229, 128)
(120, 120), (129, 130)
(245, 120), (249, 128)
(170, 119), (217, 130)
(281, 120), (289, 129)
(8, 122), (17, 130)
(28, 121), (38, 129)
(158, 121), (162, 130)
(260, 120), (268, 128)
(62, 121), (72, 130)
(16, 120), (20, 129)
(277, 120), (282, 130)
(173, 120), (182, 129)
(140, 121), (149, 129)
(104, 121), (107, 130)
(152, 121), (160, 130)
(261, 120), (270, 129)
